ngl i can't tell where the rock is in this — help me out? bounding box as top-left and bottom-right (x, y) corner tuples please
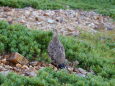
(55, 17), (64, 23)
(13, 67), (21, 72)
(4, 65), (12, 69)
(67, 67), (74, 73)
(1, 59), (7, 64)
(0, 7), (114, 37)
(3, 54), (10, 59)
(73, 68), (80, 73)
(0, 63), (4, 66)
(88, 29), (97, 33)
(88, 23), (95, 28)
(24, 10), (30, 16)
(77, 73), (86, 77)
(54, 67), (58, 71)
(0, 65), (5, 71)
(32, 11), (38, 17)
(78, 68), (87, 75)
(20, 19), (26, 23)
(16, 63), (22, 68)
(43, 13), (49, 16)
(7, 12), (14, 16)
(94, 23), (105, 30)
(3, 7), (12, 12)
(7, 52), (29, 65)
(35, 16), (45, 22)
(36, 22), (42, 25)
(22, 65), (29, 69)
(47, 19), (55, 24)
(0, 70), (12, 76)
(105, 26), (113, 30)
(25, 71), (37, 77)
(29, 61), (38, 66)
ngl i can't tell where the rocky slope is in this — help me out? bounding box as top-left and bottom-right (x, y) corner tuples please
(0, 7), (115, 36)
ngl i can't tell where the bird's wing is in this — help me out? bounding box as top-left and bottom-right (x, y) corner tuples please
(59, 41), (65, 55)
(48, 41), (55, 59)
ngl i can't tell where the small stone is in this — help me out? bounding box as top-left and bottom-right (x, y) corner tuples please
(35, 17), (44, 22)
(32, 11), (38, 17)
(24, 10), (30, 16)
(0, 63), (4, 66)
(88, 29), (97, 33)
(43, 13), (49, 16)
(7, 52), (29, 65)
(78, 68), (87, 75)
(29, 65), (33, 68)
(20, 19), (26, 23)
(36, 22), (42, 25)
(73, 68), (80, 73)
(67, 28), (74, 32)
(0, 65), (4, 70)
(25, 71), (37, 77)
(1, 59), (7, 64)
(13, 67), (20, 72)
(16, 63), (22, 68)
(3, 54), (10, 59)
(94, 23), (105, 30)
(0, 70), (12, 76)
(4, 65), (12, 69)
(7, 12), (14, 16)
(22, 65), (29, 69)
(47, 19), (55, 24)
(54, 67), (58, 71)
(88, 23), (95, 28)
(29, 61), (38, 66)
(3, 7), (12, 12)
(67, 67), (74, 73)
(105, 27), (113, 30)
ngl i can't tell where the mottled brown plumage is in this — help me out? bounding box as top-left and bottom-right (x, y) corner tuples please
(48, 29), (66, 66)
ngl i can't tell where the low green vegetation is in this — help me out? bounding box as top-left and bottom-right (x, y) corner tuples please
(0, 0), (115, 19)
(0, 67), (115, 86)
(0, 21), (115, 85)
(0, 21), (52, 62)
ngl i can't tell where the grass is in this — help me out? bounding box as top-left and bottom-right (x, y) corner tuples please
(0, 20), (115, 86)
(0, 0), (115, 19)
(0, 67), (115, 86)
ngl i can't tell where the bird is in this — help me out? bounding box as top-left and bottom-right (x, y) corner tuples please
(48, 28), (66, 68)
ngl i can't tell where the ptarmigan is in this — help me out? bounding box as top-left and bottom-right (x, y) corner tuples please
(48, 29), (66, 68)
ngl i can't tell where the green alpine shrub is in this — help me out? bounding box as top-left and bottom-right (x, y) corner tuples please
(0, 21), (115, 85)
